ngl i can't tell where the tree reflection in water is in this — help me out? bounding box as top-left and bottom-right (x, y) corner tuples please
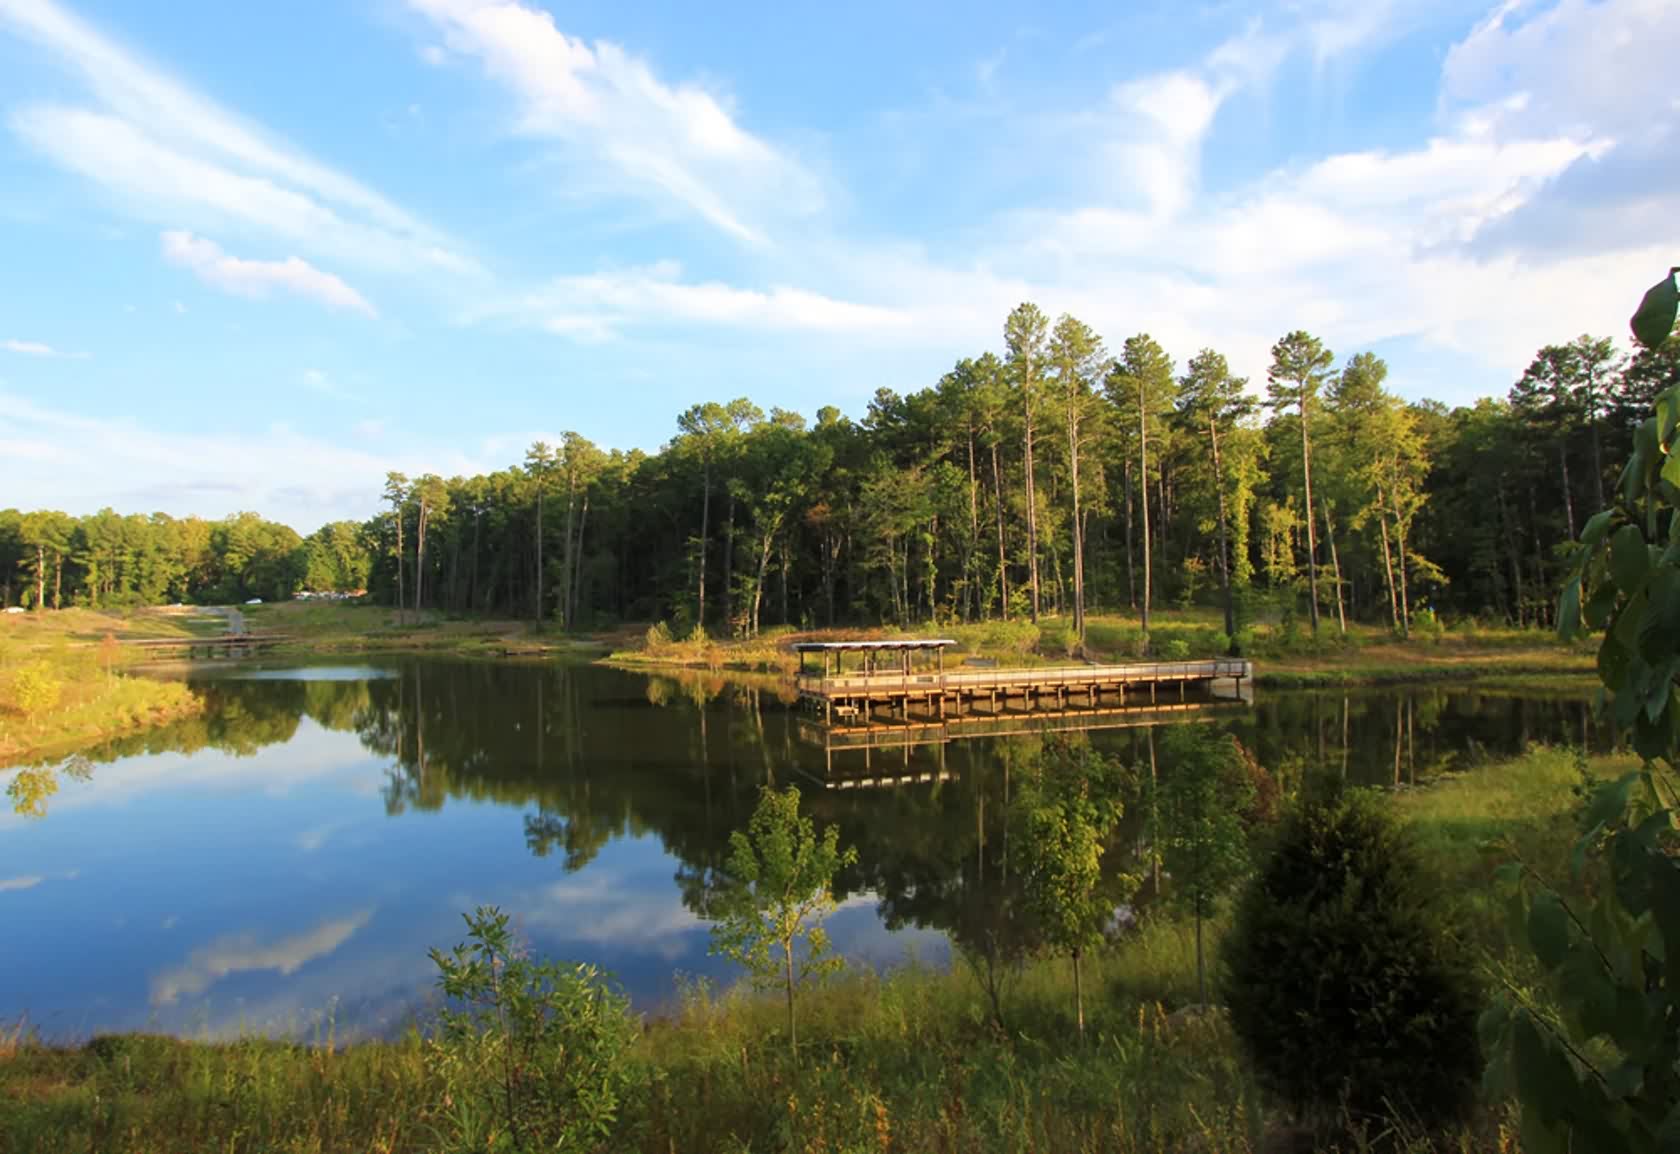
(6, 663), (1611, 971)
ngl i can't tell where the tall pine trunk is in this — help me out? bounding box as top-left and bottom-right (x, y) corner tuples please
(696, 461), (711, 630)
(1210, 417), (1235, 644)
(1300, 396), (1321, 633)
(1375, 481), (1400, 631)
(1023, 399), (1040, 622)
(1393, 493), (1413, 634)
(532, 488), (545, 623)
(1139, 380), (1152, 633)
(967, 424), (980, 622)
(723, 490), (736, 636)
(1068, 401), (1085, 642)
(991, 442), (1009, 618)
(395, 509), (405, 624)
(570, 494), (589, 628)
(1324, 502), (1347, 634)
(1558, 443), (1577, 542)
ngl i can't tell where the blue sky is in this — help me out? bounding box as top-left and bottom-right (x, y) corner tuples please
(1, 0), (1674, 529)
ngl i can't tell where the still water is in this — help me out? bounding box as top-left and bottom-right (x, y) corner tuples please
(1, 660), (1608, 1041)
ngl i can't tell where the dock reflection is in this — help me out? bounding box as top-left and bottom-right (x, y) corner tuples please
(799, 698), (1253, 786)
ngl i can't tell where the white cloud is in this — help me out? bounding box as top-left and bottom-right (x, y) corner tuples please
(3, 338), (89, 358)
(161, 231), (377, 317)
(172, 300), (187, 314)
(0, 875), (43, 892)
(475, 261), (912, 340)
(407, 0), (820, 246)
(0, 0), (472, 274)
(150, 909), (373, 1005)
(787, 3), (1669, 401)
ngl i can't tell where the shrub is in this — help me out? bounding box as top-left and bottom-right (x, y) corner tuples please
(1222, 786), (1481, 1129)
(710, 785), (856, 1061)
(643, 621), (674, 653)
(10, 664), (62, 718)
(1160, 638), (1191, 660)
(1411, 606), (1444, 642)
(428, 906), (641, 1152)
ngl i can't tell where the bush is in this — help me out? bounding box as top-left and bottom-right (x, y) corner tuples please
(10, 664), (62, 718)
(1222, 786), (1481, 1130)
(643, 621), (674, 653)
(428, 907), (641, 1152)
(1160, 638), (1191, 660)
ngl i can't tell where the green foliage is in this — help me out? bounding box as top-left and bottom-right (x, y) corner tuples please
(1223, 786), (1482, 1128)
(10, 662), (62, 717)
(1018, 740), (1135, 1040)
(643, 620), (674, 653)
(1631, 269), (1679, 350)
(1484, 270), (1680, 1154)
(709, 785), (857, 1060)
(428, 905), (640, 1153)
(1149, 728), (1256, 1003)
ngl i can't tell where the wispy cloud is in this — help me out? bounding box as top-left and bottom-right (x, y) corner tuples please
(0, 0), (473, 274)
(473, 260), (911, 340)
(407, 0), (820, 246)
(3, 338), (89, 358)
(150, 909), (374, 1005)
(0, 875), (44, 892)
(162, 231), (378, 317)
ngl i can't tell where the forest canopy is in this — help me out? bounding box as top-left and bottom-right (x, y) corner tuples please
(3, 310), (1676, 637)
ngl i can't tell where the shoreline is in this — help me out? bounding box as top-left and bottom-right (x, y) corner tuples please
(0, 744), (1611, 1152)
(3, 604), (1595, 771)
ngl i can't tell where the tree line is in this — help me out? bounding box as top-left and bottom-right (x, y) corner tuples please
(3, 308), (1675, 637)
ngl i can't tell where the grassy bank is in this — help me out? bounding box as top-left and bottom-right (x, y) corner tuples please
(607, 608), (1595, 688)
(0, 744), (1612, 1152)
(241, 602), (615, 659)
(0, 609), (209, 769)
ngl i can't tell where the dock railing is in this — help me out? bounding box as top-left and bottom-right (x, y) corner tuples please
(796, 657), (1250, 698)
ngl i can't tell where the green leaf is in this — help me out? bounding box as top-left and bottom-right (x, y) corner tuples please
(1581, 509), (1617, 552)
(1611, 524), (1650, 594)
(1512, 1013), (1578, 1128)
(1661, 388), (1680, 449)
(1529, 891), (1572, 968)
(1560, 576), (1583, 641)
(1586, 580), (1623, 629)
(1632, 270), (1680, 350)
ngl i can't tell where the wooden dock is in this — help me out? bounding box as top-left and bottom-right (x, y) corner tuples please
(793, 639), (1251, 724)
(121, 632), (292, 659)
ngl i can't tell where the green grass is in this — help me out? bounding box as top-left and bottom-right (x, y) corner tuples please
(243, 602), (609, 659)
(2, 744), (1599, 1152)
(0, 639), (202, 770)
(609, 607), (1593, 691)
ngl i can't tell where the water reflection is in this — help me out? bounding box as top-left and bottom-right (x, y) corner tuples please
(1, 660), (1603, 1041)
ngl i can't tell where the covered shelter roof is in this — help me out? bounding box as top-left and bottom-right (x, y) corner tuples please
(791, 638), (956, 653)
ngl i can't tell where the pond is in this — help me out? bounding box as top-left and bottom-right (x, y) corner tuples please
(0, 660), (1608, 1041)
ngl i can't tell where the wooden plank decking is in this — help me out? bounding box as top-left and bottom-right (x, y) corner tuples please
(796, 657), (1252, 720)
(121, 632), (292, 656)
